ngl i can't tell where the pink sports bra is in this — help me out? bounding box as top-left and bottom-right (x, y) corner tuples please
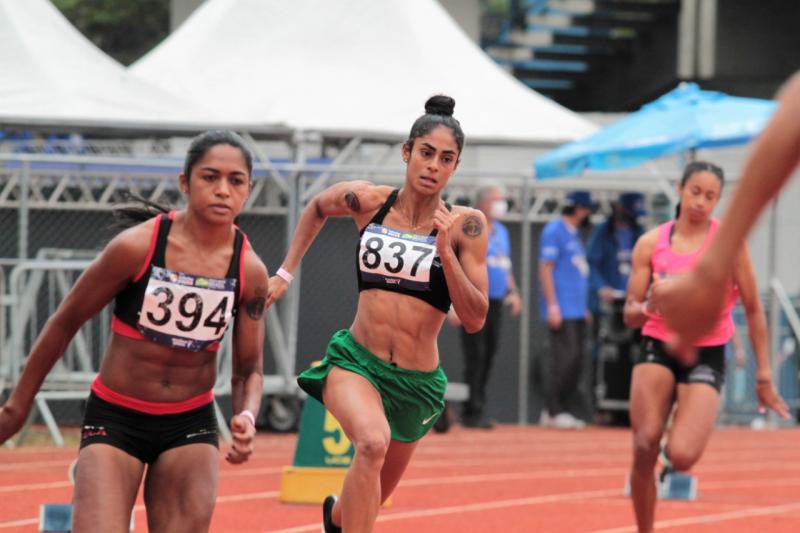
(642, 219), (737, 346)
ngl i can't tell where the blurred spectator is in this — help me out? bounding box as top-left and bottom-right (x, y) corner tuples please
(586, 192), (646, 424)
(538, 191), (592, 429)
(449, 185), (521, 429)
(587, 193), (646, 317)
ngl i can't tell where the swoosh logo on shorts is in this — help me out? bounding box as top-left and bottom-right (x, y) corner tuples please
(422, 412), (438, 425)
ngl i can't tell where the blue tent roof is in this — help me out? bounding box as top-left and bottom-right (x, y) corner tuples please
(535, 83), (777, 179)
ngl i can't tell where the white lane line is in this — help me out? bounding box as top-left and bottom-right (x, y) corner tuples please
(0, 459), (71, 471)
(400, 467), (626, 487)
(265, 488), (621, 533)
(591, 502), (800, 533)
(217, 490), (280, 503)
(0, 518), (38, 529)
(0, 491), (282, 529)
(0, 480), (71, 492)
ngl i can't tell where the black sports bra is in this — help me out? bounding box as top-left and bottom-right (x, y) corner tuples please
(356, 189), (451, 313)
(112, 211), (246, 352)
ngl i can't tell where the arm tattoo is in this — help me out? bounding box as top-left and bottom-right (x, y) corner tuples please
(246, 287), (267, 320)
(345, 191), (361, 213)
(462, 215), (483, 238)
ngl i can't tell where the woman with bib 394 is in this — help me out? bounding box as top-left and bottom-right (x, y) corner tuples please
(623, 161), (787, 533)
(268, 95), (488, 533)
(0, 130), (268, 533)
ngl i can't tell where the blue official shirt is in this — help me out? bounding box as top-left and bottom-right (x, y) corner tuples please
(487, 221), (512, 300)
(613, 226), (634, 290)
(539, 218), (589, 320)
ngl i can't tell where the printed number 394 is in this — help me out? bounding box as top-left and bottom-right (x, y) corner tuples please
(146, 286), (228, 335)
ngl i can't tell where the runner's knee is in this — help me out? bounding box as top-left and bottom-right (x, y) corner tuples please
(632, 429), (661, 470)
(354, 431), (390, 467)
(664, 443), (702, 471)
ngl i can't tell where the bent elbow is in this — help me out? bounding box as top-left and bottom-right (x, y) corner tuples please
(463, 317), (485, 334)
(463, 302), (488, 333)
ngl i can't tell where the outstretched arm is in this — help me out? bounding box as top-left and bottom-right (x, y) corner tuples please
(0, 227), (146, 442)
(656, 73), (800, 350)
(227, 250), (269, 464)
(734, 244), (790, 419)
(266, 181), (391, 307)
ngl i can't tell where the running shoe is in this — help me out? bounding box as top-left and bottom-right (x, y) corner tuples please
(322, 494), (341, 533)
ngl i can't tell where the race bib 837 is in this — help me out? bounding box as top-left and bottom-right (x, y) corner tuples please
(358, 224), (437, 291)
(138, 266), (237, 352)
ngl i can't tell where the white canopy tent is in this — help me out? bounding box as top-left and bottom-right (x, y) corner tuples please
(131, 0), (596, 146)
(0, 0), (264, 134)
(129, 0), (600, 425)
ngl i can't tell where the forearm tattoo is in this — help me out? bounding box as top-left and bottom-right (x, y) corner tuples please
(345, 191), (361, 213)
(462, 215), (483, 238)
(246, 287), (267, 320)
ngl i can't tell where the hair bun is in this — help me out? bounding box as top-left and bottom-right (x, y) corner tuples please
(425, 95), (455, 117)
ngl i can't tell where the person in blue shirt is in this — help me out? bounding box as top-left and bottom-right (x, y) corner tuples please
(539, 190), (592, 429)
(586, 192), (646, 317)
(450, 185), (522, 428)
(585, 192), (647, 424)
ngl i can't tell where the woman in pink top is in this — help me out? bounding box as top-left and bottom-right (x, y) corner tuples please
(623, 161), (786, 533)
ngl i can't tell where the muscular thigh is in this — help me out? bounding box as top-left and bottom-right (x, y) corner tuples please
(72, 444), (144, 533)
(629, 364), (676, 436)
(323, 367), (390, 442)
(669, 383), (720, 455)
(144, 443), (219, 519)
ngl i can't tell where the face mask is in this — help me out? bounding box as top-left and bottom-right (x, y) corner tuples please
(489, 199), (508, 219)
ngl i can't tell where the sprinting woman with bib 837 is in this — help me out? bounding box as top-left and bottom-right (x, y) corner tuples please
(268, 95), (489, 533)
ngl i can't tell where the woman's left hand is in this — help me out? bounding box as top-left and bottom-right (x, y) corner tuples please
(433, 201), (458, 258)
(226, 413), (256, 464)
(756, 380), (791, 420)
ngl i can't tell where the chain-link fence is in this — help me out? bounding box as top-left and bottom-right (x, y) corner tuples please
(1, 151), (798, 445)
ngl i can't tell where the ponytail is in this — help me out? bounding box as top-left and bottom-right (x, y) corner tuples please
(111, 192), (171, 231)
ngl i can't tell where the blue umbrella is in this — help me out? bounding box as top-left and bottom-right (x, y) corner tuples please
(535, 83), (777, 179)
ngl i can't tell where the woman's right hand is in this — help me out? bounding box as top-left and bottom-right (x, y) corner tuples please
(266, 275), (289, 308)
(547, 306), (562, 330)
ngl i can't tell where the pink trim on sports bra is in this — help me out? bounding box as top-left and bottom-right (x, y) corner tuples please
(132, 214), (163, 283)
(91, 376), (214, 415)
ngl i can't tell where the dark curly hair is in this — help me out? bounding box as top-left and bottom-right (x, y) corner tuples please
(405, 95), (465, 153)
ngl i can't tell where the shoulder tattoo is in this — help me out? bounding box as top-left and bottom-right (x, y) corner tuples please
(246, 286), (267, 320)
(345, 191), (361, 213)
(462, 215), (483, 238)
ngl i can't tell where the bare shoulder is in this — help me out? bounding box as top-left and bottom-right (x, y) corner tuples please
(242, 241), (269, 287)
(452, 206), (487, 239)
(102, 216), (159, 271)
(323, 180), (394, 217)
(341, 181), (394, 212)
(633, 226), (660, 255)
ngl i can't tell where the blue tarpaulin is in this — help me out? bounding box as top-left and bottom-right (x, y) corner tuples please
(535, 83), (777, 179)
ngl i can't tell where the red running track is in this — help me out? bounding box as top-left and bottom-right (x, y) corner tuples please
(1, 425), (799, 532)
